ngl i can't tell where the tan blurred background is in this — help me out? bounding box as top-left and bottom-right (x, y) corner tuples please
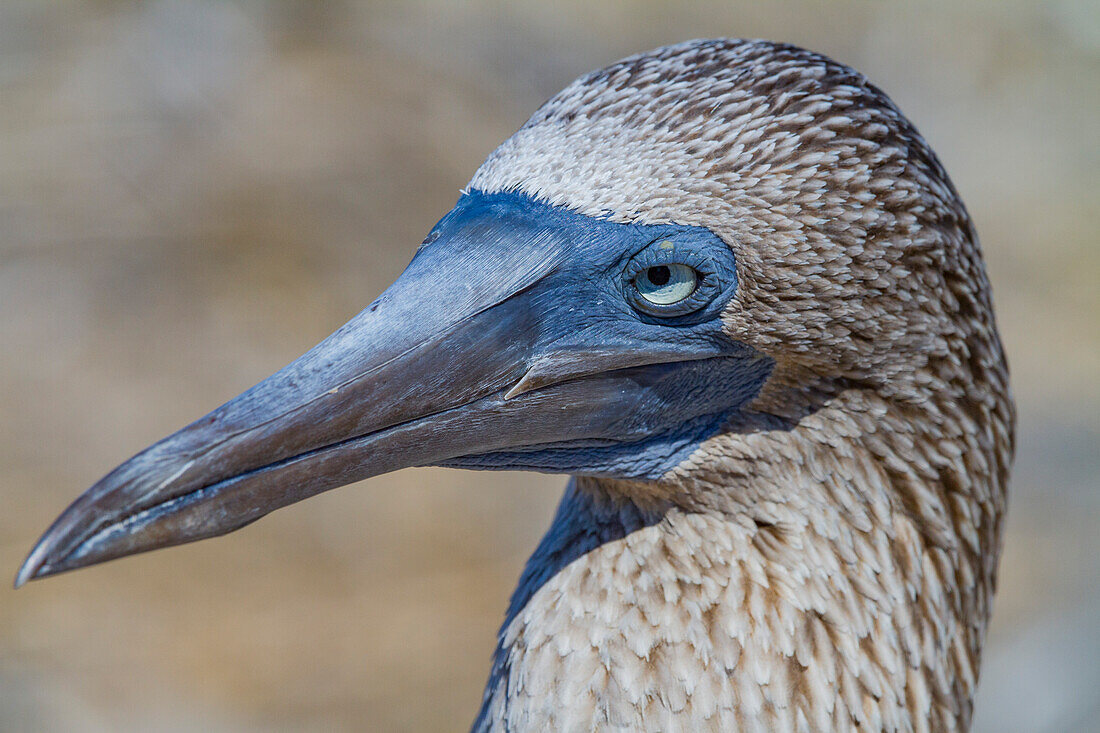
(1, 1), (1096, 731)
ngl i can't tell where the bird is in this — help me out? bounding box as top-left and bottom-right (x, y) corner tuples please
(17, 38), (1014, 732)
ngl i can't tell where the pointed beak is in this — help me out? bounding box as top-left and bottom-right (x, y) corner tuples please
(17, 194), (768, 586)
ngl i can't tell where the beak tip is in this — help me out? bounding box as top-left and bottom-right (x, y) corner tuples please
(14, 558), (39, 589)
(14, 534), (62, 589)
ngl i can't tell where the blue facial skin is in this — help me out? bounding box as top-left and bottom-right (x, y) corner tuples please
(421, 190), (775, 479)
(439, 357), (772, 478)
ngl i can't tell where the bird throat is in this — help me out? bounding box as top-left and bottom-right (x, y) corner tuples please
(473, 391), (1002, 732)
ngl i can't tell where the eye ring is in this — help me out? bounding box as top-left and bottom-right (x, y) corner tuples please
(623, 239), (719, 318)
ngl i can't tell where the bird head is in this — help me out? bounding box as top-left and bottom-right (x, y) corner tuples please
(18, 39), (1003, 585)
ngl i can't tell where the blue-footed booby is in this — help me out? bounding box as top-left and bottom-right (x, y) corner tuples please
(18, 39), (1014, 732)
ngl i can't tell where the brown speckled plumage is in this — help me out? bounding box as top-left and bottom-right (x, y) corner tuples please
(470, 39), (1014, 731)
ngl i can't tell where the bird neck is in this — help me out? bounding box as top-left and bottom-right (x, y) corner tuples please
(474, 387), (1011, 732)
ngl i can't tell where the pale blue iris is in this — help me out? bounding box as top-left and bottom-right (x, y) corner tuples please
(635, 264), (698, 305)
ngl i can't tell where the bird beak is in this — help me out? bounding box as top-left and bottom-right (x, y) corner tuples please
(17, 193), (766, 586)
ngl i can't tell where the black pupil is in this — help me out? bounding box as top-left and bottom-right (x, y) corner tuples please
(647, 266), (671, 287)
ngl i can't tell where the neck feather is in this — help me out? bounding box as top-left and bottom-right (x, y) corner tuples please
(473, 386), (1011, 732)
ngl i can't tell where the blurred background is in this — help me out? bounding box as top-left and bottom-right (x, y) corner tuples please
(1, 1), (1096, 731)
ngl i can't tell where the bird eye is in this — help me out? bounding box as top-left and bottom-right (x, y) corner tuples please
(623, 238), (724, 318)
(634, 264), (698, 305)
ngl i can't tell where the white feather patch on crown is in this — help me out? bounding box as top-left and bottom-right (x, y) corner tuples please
(468, 38), (897, 228)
